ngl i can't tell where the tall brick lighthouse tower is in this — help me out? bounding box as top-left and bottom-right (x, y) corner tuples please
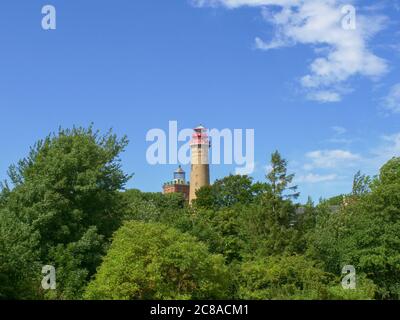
(189, 125), (210, 203)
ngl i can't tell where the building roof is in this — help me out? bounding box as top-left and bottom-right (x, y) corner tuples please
(175, 165), (185, 173)
(194, 125), (206, 131)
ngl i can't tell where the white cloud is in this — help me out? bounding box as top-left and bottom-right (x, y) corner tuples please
(328, 126), (353, 144)
(296, 173), (338, 183)
(192, 0), (388, 102)
(291, 131), (400, 191)
(255, 37), (286, 50)
(358, 132), (400, 174)
(383, 83), (400, 114)
(191, 0), (300, 8)
(373, 133), (400, 161)
(304, 149), (361, 170)
(264, 164), (273, 173)
(328, 138), (353, 145)
(307, 91), (341, 103)
(332, 126), (347, 135)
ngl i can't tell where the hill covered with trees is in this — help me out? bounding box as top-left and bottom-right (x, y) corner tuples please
(1, 127), (399, 300)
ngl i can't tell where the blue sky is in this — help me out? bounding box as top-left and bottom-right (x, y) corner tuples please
(0, 0), (399, 202)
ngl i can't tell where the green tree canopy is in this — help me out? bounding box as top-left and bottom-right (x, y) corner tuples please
(193, 175), (265, 210)
(267, 151), (299, 200)
(85, 221), (230, 300)
(0, 209), (40, 299)
(122, 189), (186, 222)
(308, 157), (400, 299)
(1, 126), (131, 299)
(239, 152), (300, 257)
(237, 255), (376, 300)
(237, 255), (332, 300)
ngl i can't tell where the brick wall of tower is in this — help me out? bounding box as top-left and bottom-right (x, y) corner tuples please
(189, 142), (210, 203)
(163, 184), (190, 201)
(189, 163), (210, 202)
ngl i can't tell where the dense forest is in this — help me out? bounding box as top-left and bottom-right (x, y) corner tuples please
(1, 127), (399, 300)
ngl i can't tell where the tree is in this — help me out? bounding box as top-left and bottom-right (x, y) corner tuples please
(308, 157), (400, 299)
(267, 151), (299, 200)
(237, 255), (376, 300)
(193, 175), (265, 210)
(293, 197), (318, 253)
(85, 221), (230, 300)
(327, 274), (377, 300)
(0, 209), (41, 299)
(44, 227), (106, 300)
(3, 126), (400, 301)
(1, 126), (131, 299)
(122, 189), (186, 223)
(378, 157), (400, 185)
(237, 255), (332, 300)
(352, 171), (371, 196)
(239, 201), (299, 258)
(181, 206), (246, 264)
(238, 152), (300, 257)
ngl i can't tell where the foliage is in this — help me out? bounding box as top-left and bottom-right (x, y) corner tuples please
(44, 227), (106, 300)
(0, 126), (130, 299)
(237, 255), (332, 300)
(84, 221), (230, 300)
(193, 175), (265, 210)
(122, 189), (186, 222)
(0, 209), (41, 299)
(352, 171), (371, 196)
(267, 151), (299, 200)
(307, 157), (400, 299)
(1, 126), (400, 301)
(327, 274), (377, 300)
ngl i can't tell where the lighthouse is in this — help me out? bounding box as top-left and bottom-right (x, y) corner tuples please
(163, 165), (190, 201)
(189, 125), (210, 203)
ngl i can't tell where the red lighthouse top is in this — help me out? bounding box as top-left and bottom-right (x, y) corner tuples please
(190, 125), (209, 146)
